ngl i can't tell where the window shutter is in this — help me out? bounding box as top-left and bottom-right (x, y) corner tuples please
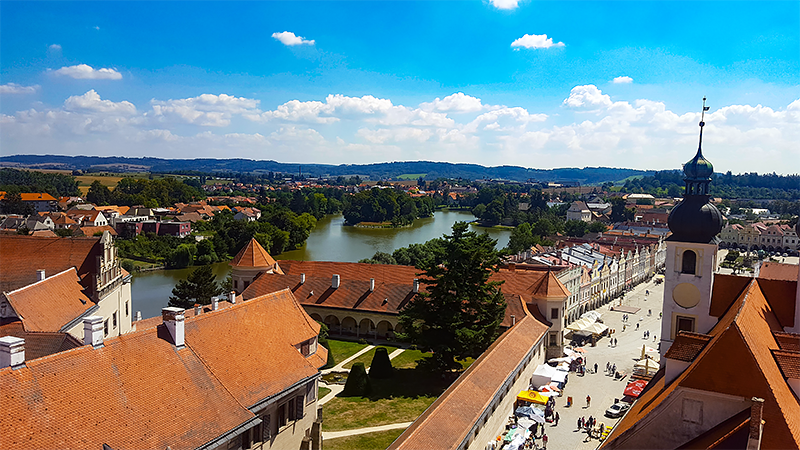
(296, 395), (304, 419)
(262, 414), (271, 441)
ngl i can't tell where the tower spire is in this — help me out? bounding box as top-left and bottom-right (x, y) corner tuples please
(697, 97), (709, 156)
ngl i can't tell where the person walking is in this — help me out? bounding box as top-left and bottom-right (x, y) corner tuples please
(594, 362), (598, 374)
(555, 411), (560, 426)
(542, 434), (548, 450)
(636, 323), (639, 331)
(578, 416), (583, 430)
(586, 395), (591, 408)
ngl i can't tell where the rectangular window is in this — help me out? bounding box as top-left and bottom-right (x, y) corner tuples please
(301, 341), (310, 356)
(104, 319), (109, 337)
(234, 279), (239, 289)
(288, 398), (295, 421)
(277, 404), (287, 428)
(676, 316), (695, 334)
(551, 308), (559, 320)
(306, 380), (316, 403)
(549, 332), (558, 347)
(125, 301), (129, 317)
(296, 395), (304, 419)
(262, 414), (272, 441)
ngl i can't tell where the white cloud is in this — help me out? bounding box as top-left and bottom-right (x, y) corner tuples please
(48, 44), (62, 51)
(272, 31), (315, 46)
(563, 85), (613, 109)
(53, 64), (122, 80)
(613, 76), (633, 84)
(151, 93), (260, 127)
(511, 34), (565, 49)
(419, 93), (485, 113)
(94, 26), (100, 30)
(0, 83), (39, 95)
(64, 90), (136, 115)
(490, 0), (520, 10)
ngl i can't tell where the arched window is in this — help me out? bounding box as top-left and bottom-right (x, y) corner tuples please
(681, 250), (697, 275)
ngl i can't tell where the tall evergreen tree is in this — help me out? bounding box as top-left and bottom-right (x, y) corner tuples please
(168, 265), (222, 309)
(398, 222), (506, 371)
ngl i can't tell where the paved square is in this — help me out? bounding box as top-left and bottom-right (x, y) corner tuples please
(514, 278), (665, 449)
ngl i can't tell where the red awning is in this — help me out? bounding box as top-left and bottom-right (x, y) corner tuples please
(623, 379), (648, 398)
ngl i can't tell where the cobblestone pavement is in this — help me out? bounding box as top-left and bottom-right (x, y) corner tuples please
(512, 277), (666, 450)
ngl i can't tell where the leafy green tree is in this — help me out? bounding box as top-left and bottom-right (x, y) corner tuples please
(168, 265), (222, 308)
(398, 222), (506, 372)
(86, 180), (112, 205)
(507, 222), (539, 253)
(0, 192), (34, 215)
(341, 362), (371, 396)
(565, 220), (589, 237)
(359, 251), (397, 265)
(588, 221), (607, 233)
(609, 197), (635, 223)
(166, 243), (197, 268)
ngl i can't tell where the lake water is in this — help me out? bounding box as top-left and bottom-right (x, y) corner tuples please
(130, 210), (510, 319)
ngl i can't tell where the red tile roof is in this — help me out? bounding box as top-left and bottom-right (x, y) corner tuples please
(773, 332), (800, 352)
(772, 350), (800, 379)
(663, 332), (712, 362)
(230, 238), (281, 271)
(79, 225), (117, 236)
(389, 312), (548, 450)
(0, 288), (325, 450)
(3, 268), (95, 332)
(0, 320), (82, 360)
(759, 262), (800, 282)
(0, 235), (100, 293)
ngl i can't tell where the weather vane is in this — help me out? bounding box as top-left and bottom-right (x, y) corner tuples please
(698, 97), (710, 153)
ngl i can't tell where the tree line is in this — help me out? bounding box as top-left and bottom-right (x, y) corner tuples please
(343, 187), (434, 226)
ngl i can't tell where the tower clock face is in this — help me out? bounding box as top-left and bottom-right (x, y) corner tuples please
(672, 283), (702, 309)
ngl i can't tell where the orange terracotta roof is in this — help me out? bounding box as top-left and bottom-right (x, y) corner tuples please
(759, 262), (800, 282)
(0, 325), (255, 450)
(756, 278), (797, 329)
(529, 270), (571, 300)
(0, 192), (58, 202)
(0, 235), (100, 293)
(186, 289), (324, 407)
(0, 320), (82, 360)
(772, 350), (800, 379)
(230, 238), (280, 271)
(663, 332), (712, 362)
(3, 268), (95, 333)
(31, 229), (57, 237)
(79, 225), (117, 237)
(676, 408), (751, 450)
(708, 274), (751, 318)
(773, 332), (800, 352)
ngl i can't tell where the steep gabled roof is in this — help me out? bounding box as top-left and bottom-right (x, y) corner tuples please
(3, 268), (95, 332)
(529, 271), (571, 300)
(0, 235), (100, 293)
(230, 238), (280, 271)
(0, 320), (82, 360)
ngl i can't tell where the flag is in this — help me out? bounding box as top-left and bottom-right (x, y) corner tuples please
(703, 106), (710, 111)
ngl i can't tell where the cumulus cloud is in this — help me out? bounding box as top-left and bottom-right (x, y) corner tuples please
(272, 31), (315, 46)
(563, 85), (613, 109)
(48, 44), (62, 52)
(419, 93), (485, 113)
(511, 34), (564, 49)
(64, 90), (136, 115)
(490, 0), (520, 10)
(0, 83), (39, 95)
(151, 93), (260, 127)
(53, 64), (122, 80)
(613, 76), (633, 84)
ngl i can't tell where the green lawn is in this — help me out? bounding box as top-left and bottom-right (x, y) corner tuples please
(343, 345), (400, 370)
(324, 428), (406, 450)
(322, 356), (455, 432)
(327, 339), (369, 366)
(389, 349), (431, 369)
(319, 386), (331, 399)
(396, 173), (426, 180)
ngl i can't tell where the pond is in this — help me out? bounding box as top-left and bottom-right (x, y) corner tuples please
(130, 210), (510, 319)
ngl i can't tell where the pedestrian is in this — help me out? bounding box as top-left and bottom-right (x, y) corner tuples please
(542, 434), (548, 450)
(555, 411), (560, 426)
(578, 417), (583, 429)
(636, 323), (639, 330)
(654, 334), (657, 342)
(606, 362), (610, 372)
(594, 362), (598, 374)
(586, 395), (591, 407)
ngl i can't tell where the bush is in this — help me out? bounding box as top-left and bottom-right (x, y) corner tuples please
(120, 260), (135, 273)
(341, 362), (371, 397)
(357, 338), (368, 345)
(368, 347), (394, 379)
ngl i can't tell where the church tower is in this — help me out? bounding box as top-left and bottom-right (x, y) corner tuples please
(659, 98), (724, 358)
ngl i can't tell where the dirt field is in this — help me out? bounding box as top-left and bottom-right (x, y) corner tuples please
(75, 175), (125, 194)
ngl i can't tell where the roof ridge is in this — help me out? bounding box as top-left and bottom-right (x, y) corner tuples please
(3, 266), (78, 296)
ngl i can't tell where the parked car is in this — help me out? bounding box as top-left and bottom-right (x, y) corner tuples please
(605, 401), (631, 418)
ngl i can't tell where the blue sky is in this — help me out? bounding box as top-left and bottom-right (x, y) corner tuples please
(1, 1), (798, 174)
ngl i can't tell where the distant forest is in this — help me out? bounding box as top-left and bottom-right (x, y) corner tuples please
(617, 170), (800, 200)
(0, 154), (654, 184)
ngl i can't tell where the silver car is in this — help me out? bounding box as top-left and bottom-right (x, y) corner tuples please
(605, 402), (631, 418)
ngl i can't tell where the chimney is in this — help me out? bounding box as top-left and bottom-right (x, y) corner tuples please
(0, 336), (25, 369)
(135, 311), (142, 322)
(508, 263), (516, 272)
(227, 291), (236, 304)
(83, 316), (104, 349)
(332, 274), (340, 289)
(301, 273), (306, 284)
(194, 304), (202, 316)
(370, 278), (375, 292)
(511, 315), (516, 326)
(162, 307), (185, 349)
(747, 397), (765, 450)
(212, 297), (219, 311)
(413, 279), (420, 293)
(36, 269), (46, 282)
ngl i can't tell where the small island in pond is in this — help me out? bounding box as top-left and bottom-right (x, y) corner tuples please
(343, 187), (434, 227)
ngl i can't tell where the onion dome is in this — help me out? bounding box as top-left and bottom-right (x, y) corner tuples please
(683, 149), (714, 180)
(668, 196), (724, 243)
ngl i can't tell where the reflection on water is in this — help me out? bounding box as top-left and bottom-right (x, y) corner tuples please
(131, 210), (510, 319)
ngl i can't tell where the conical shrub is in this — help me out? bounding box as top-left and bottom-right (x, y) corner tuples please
(369, 347), (394, 379)
(342, 362), (371, 397)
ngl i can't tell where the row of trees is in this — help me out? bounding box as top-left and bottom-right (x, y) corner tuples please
(343, 187), (434, 226)
(617, 170), (800, 200)
(87, 177), (205, 207)
(0, 168), (80, 198)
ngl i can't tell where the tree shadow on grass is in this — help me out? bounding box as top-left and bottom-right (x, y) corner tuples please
(361, 356), (466, 401)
